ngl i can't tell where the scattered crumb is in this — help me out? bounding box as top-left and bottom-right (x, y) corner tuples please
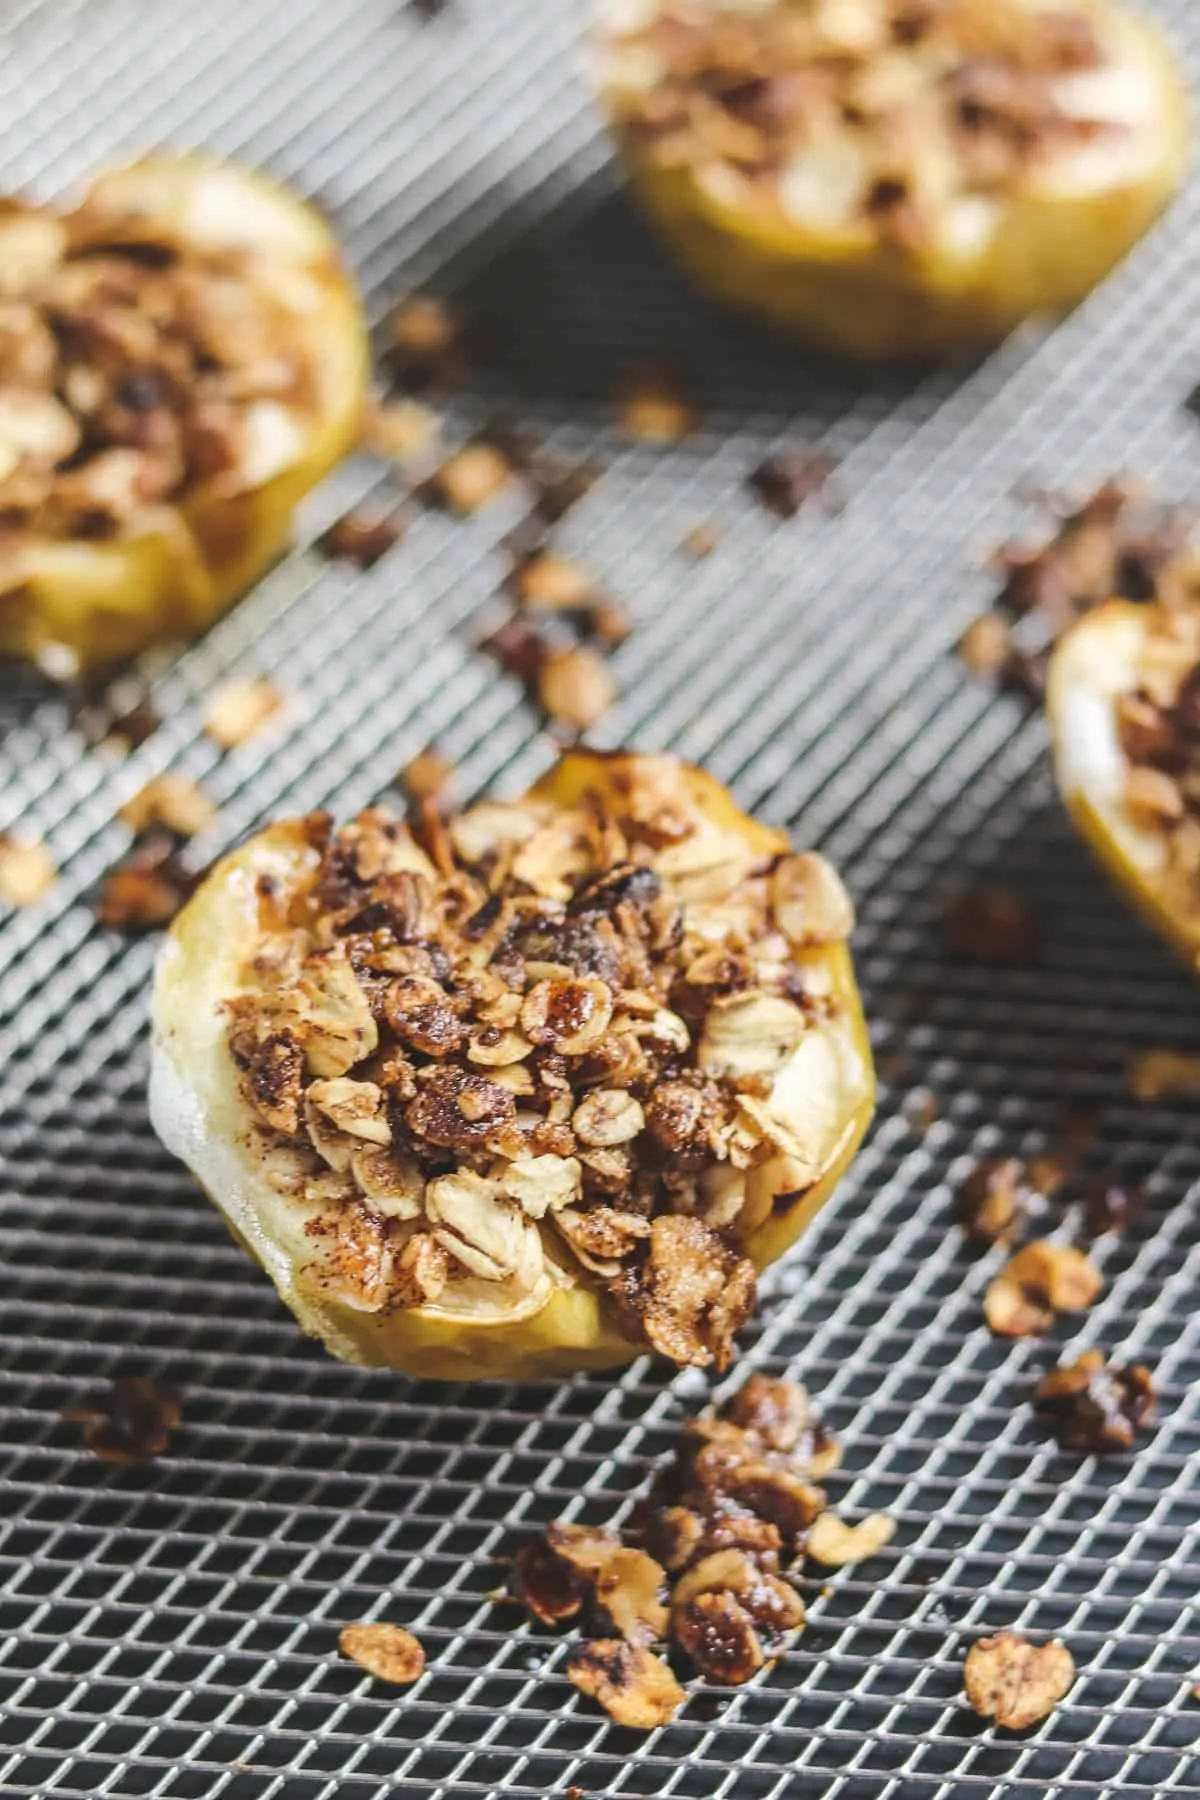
(389, 294), (463, 389)
(362, 396), (440, 464)
(401, 750), (453, 808)
(567, 1639), (684, 1730)
(118, 773), (215, 839)
(682, 522), (719, 558)
(748, 451), (836, 519)
(65, 1376), (181, 1465)
(204, 678), (284, 750)
(589, 601), (633, 649)
(1025, 1152), (1072, 1200)
(529, 455), (603, 524)
(338, 1623), (426, 1685)
(511, 552), (596, 613)
(1033, 1350), (1155, 1454)
(959, 611), (1013, 679)
(955, 1157), (1029, 1246)
(429, 441), (512, 514)
(904, 1089), (940, 1132)
(964, 1633), (1075, 1731)
(483, 616), (548, 686)
(943, 889), (1040, 965)
(76, 695), (161, 753)
(538, 644), (616, 732)
(984, 1240), (1102, 1338)
(0, 834), (56, 907)
(1128, 1048), (1200, 1102)
(617, 368), (697, 444)
(318, 509), (405, 569)
(96, 834), (198, 932)
(1083, 1182), (1143, 1238)
(805, 1512), (895, 1568)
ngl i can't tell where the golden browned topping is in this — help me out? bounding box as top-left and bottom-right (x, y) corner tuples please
(955, 1156), (1029, 1245)
(65, 1375), (181, 1464)
(600, 0), (1151, 254)
(805, 1510), (895, 1566)
(511, 551), (598, 614)
(958, 610), (1014, 679)
(0, 181), (328, 566)
(338, 1622), (426, 1685)
(388, 294), (465, 390)
(119, 772), (215, 838)
(203, 677), (285, 749)
(567, 1639), (686, 1729)
(518, 1375), (840, 1721)
(0, 833), (56, 906)
(222, 763), (856, 1366)
(1033, 1349), (1155, 1453)
(963, 1632), (1075, 1730)
(984, 1239), (1102, 1337)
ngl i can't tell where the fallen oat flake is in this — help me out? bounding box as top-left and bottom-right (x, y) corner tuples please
(963, 1632), (1075, 1731)
(66, 1375), (181, 1465)
(362, 396), (440, 464)
(204, 678), (285, 750)
(805, 1511), (895, 1567)
(118, 773), (216, 839)
(1128, 1048), (1200, 1102)
(0, 834), (56, 907)
(338, 1622), (426, 1685)
(567, 1638), (684, 1730)
(538, 644), (615, 733)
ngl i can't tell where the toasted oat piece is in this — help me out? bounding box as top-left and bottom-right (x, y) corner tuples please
(338, 1622), (425, 1685)
(567, 1639), (684, 1729)
(148, 751), (874, 1383)
(984, 1240), (1102, 1337)
(964, 1632), (1075, 1730)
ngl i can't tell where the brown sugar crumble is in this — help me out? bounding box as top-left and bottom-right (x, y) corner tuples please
(219, 761), (858, 1369)
(984, 1240), (1102, 1338)
(387, 295), (466, 391)
(338, 1622), (426, 1685)
(1033, 1350), (1156, 1454)
(400, 750), (454, 809)
(66, 1375), (181, 1464)
(515, 1374), (859, 1726)
(964, 1632), (1075, 1731)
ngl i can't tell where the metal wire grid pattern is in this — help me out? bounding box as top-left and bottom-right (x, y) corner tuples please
(1, 0), (1199, 1794)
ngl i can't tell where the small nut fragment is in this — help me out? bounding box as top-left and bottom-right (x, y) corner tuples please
(537, 644), (616, 732)
(567, 1639), (684, 1730)
(338, 1623), (425, 1685)
(204, 678), (284, 750)
(963, 1633), (1075, 1731)
(307, 1078), (391, 1148)
(393, 1232), (450, 1308)
(805, 1511), (895, 1567)
(96, 836), (195, 932)
(682, 522), (718, 558)
(944, 889), (1040, 965)
(984, 1241), (1102, 1338)
(770, 852), (854, 947)
(118, 773), (215, 839)
(431, 440), (511, 513)
(1033, 1351), (1156, 1454)
(673, 1591), (764, 1687)
(1128, 1048), (1200, 1102)
(0, 834), (56, 906)
(617, 368), (696, 444)
(389, 294), (460, 387)
(572, 1089), (645, 1147)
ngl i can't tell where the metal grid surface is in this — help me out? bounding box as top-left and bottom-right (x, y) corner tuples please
(1, 1), (1199, 1794)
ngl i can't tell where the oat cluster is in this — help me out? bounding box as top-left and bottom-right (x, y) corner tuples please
(0, 177), (319, 556)
(601, 0), (1147, 251)
(226, 757), (855, 1368)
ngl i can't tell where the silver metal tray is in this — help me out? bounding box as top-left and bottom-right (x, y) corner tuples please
(1, 2), (1198, 1794)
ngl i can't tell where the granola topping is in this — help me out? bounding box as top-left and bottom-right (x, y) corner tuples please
(338, 1622), (426, 1685)
(222, 762), (859, 1365)
(984, 1239), (1102, 1337)
(1033, 1349), (1155, 1453)
(0, 175), (330, 572)
(963, 1631), (1076, 1730)
(599, 0), (1160, 256)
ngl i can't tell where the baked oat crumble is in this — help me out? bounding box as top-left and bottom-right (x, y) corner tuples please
(963, 1631), (1075, 1730)
(66, 1375), (181, 1464)
(748, 451), (836, 520)
(338, 1622), (426, 1684)
(537, 644), (617, 733)
(222, 765), (858, 1369)
(984, 1239), (1102, 1337)
(97, 832), (200, 933)
(1033, 1349), (1155, 1453)
(119, 772), (215, 839)
(955, 1156), (1030, 1246)
(600, 0), (1155, 256)
(0, 178), (331, 581)
(318, 509), (405, 568)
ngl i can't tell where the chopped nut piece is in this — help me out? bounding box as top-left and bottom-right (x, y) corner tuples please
(430, 441), (511, 513)
(725, 1373), (816, 1454)
(118, 773), (215, 839)
(363, 396), (439, 463)
(955, 1157), (1029, 1245)
(1128, 1048), (1200, 1102)
(1034, 1351), (1155, 1453)
(959, 611), (1013, 678)
(748, 452), (835, 520)
(770, 852), (854, 947)
(338, 1623), (425, 1685)
(537, 644), (616, 732)
(805, 1511), (895, 1567)
(318, 509), (405, 568)
(0, 834), (55, 906)
(204, 678), (284, 750)
(511, 551), (596, 613)
(617, 368), (697, 444)
(66, 1375), (181, 1464)
(567, 1639), (685, 1730)
(963, 1633), (1075, 1731)
(984, 1240), (1103, 1337)
(400, 749), (453, 807)
(96, 834), (197, 932)
(944, 889), (1040, 964)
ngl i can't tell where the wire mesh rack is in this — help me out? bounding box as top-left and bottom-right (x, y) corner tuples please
(1, 1), (1199, 1795)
